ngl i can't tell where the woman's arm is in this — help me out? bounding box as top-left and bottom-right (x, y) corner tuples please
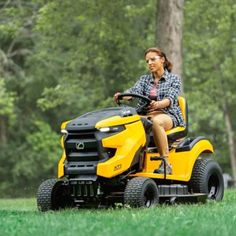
(164, 75), (181, 107)
(148, 75), (181, 112)
(148, 99), (170, 112)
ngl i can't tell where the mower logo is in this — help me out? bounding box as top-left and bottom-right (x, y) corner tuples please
(114, 164), (122, 171)
(75, 142), (85, 150)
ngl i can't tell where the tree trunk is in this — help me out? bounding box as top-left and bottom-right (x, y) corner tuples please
(156, 0), (184, 91)
(0, 117), (7, 145)
(223, 103), (236, 186)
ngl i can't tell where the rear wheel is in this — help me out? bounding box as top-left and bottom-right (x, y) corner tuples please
(37, 178), (73, 211)
(189, 158), (224, 201)
(124, 177), (159, 207)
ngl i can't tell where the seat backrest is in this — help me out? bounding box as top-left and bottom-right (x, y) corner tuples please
(165, 96), (188, 142)
(178, 96), (188, 125)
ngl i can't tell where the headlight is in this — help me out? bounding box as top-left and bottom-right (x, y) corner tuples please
(98, 125), (125, 133)
(61, 129), (68, 139)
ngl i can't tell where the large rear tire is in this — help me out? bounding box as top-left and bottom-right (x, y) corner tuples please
(37, 178), (72, 212)
(124, 177), (159, 208)
(189, 158), (224, 201)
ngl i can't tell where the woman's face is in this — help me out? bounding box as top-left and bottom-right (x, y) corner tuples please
(145, 51), (164, 73)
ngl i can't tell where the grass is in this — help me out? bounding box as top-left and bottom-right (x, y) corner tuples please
(0, 189), (236, 236)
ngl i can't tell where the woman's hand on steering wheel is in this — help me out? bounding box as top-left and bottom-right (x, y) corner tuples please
(113, 92), (121, 103)
(115, 93), (151, 114)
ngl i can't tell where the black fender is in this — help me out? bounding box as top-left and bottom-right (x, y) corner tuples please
(176, 136), (214, 153)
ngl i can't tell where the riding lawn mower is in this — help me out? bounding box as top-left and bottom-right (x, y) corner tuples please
(37, 93), (224, 211)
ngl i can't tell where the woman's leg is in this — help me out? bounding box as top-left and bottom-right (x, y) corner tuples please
(151, 113), (173, 174)
(152, 113), (173, 157)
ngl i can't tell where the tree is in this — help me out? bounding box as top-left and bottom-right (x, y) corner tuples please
(184, 0), (236, 184)
(1, 0), (235, 195)
(0, 77), (15, 144)
(0, 0), (157, 196)
(156, 0), (184, 84)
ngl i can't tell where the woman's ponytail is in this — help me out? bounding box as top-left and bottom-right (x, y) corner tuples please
(163, 55), (173, 72)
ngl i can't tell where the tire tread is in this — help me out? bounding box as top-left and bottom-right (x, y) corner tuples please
(37, 178), (59, 212)
(124, 177), (158, 207)
(189, 157), (224, 200)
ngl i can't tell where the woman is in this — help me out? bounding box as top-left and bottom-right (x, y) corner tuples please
(114, 47), (185, 174)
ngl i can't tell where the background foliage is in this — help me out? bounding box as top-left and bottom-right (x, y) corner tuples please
(0, 0), (235, 196)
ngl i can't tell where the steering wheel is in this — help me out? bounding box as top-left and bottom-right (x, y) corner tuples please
(117, 93), (151, 114)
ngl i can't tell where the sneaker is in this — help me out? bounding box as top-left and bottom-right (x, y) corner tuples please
(154, 160), (172, 175)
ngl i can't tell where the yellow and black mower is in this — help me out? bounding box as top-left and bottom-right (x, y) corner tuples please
(37, 93), (224, 211)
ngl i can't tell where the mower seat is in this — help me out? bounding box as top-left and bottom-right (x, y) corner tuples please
(166, 96), (188, 142)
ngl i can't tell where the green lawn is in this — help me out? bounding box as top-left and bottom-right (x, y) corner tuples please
(0, 189), (236, 236)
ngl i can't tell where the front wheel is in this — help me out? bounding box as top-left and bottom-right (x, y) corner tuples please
(37, 178), (73, 211)
(124, 177), (159, 208)
(189, 158), (224, 201)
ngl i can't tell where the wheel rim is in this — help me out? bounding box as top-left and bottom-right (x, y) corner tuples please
(208, 173), (220, 199)
(144, 186), (156, 207)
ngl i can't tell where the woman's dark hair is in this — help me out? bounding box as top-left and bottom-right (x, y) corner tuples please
(144, 47), (173, 72)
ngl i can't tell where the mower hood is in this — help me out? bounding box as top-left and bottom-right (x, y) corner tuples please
(65, 106), (137, 131)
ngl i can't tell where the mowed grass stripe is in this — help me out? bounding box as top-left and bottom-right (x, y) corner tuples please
(0, 189), (236, 236)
